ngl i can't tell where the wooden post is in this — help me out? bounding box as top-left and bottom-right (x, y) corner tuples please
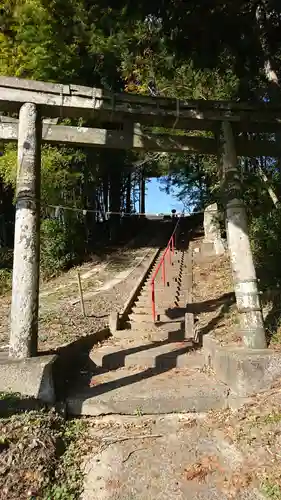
(220, 121), (266, 349)
(9, 103), (41, 358)
(77, 271), (86, 317)
(139, 169), (145, 214)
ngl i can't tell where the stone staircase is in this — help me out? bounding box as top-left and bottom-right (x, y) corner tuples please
(66, 223), (230, 416)
(124, 246), (187, 339)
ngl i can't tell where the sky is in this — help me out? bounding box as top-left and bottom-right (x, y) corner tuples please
(145, 177), (184, 214)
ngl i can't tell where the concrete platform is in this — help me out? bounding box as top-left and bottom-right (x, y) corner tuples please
(203, 334), (281, 397)
(0, 352), (57, 403)
(66, 365), (228, 416)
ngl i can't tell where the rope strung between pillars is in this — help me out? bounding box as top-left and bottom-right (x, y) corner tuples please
(92, 87), (97, 109)
(60, 84), (64, 118)
(110, 92), (116, 121)
(172, 98), (180, 130)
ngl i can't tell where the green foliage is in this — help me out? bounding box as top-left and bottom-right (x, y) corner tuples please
(0, 269), (12, 295)
(0, 0), (280, 292)
(40, 218), (85, 277)
(262, 480), (281, 500)
(249, 209), (281, 288)
(42, 419), (88, 500)
(0, 144), (84, 206)
(0, 249), (13, 295)
(0, 405), (89, 500)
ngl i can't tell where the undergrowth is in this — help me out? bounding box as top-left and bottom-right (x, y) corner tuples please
(262, 480), (281, 500)
(0, 401), (90, 500)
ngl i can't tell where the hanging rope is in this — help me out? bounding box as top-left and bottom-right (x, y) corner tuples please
(172, 98), (180, 130)
(92, 87), (97, 109)
(110, 92), (115, 121)
(60, 84), (64, 118)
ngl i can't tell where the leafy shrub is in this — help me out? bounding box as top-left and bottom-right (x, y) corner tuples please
(249, 208), (281, 289)
(40, 218), (85, 278)
(0, 248), (13, 294)
(0, 269), (12, 294)
(40, 219), (73, 277)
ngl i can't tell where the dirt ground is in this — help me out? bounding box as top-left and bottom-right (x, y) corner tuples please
(191, 236), (281, 349)
(0, 245), (156, 352)
(79, 382), (281, 500)
(192, 237), (240, 346)
(2, 382), (280, 500)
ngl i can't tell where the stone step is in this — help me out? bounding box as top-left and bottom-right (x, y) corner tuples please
(140, 288), (183, 297)
(131, 305), (186, 315)
(129, 319), (184, 332)
(129, 312), (185, 323)
(143, 278), (183, 287)
(135, 304), (185, 314)
(148, 261), (184, 269)
(147, 266), (184, 276)
(66, 361), (228, 416)
(136, 299), (186, 309)
(144, 274), (184, 283)
(90, 338), (195, 370)
(113, 328), (188, 343)
(145, 275), (184, 286)
(137, 288), (186, 300)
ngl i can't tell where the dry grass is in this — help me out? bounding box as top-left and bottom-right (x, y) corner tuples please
(205, 384), (281, 498)
(0, 398), (92, 500)
(192, 238), (238, 345)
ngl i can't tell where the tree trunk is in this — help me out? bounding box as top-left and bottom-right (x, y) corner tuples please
(109, 168), (121, 242)
(102, 172), (109, 217)
(139, 170), (145, 214)
(126, 170), (131, 214)
(258, 160), (279, 207)
(220, 121), (266, 349)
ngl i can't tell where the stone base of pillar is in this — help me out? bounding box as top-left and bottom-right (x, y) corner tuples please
(203, 334), (281, 398)
(201, 238), (227, 257)
(0, 353), (57, 403)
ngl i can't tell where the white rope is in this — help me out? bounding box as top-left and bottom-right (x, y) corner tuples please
(42, 202), (205, 217)
(60, 84), (64, 118)
(92, 87), (97, 109)
(172, 98), (180, 130)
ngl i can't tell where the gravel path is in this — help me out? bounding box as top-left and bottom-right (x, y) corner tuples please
(0, 245), (158, 352)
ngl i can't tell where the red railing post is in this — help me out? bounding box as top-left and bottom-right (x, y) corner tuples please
(151, 281), (156, 322)
(150, 214), (183, 321)
(162, 258), (166, 285)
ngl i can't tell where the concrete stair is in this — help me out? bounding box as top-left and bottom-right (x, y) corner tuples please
(129, 312), (184, 323)
(67, 366), (229, 416)
(66, 236), (231, 416)
(90, 339), (197, 370)
(127, 248), (188, 333)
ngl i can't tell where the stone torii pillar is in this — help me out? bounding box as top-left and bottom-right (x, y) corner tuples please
(203, 202), (225, 255)
(220, 121), (266, 349)
(9, 103), (41, 359)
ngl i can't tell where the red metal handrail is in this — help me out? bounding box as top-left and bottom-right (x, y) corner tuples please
(151, 215), (182, 322)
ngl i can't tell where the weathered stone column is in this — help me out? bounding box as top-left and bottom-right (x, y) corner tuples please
(10, 103), (41, 358)
(203, 203), (225, 255)
(220, 121), (266, 349)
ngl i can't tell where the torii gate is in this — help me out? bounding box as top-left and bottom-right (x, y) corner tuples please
(1, 75), (280, 359)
